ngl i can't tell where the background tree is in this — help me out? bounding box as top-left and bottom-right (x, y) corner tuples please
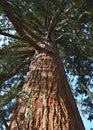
(0, 0), (93, 129)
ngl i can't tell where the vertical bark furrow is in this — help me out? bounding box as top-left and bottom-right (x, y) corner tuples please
(9, 52), (85, 130)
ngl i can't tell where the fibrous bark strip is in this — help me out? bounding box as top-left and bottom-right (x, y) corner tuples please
(9, 52), (85, 130)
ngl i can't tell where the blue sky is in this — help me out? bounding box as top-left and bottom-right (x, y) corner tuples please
(80, 111), (93, 130)
(69, 75), (93, 130)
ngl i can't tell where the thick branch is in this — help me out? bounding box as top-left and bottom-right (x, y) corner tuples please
(0, 0), (25, 37)
(0, 28), (42, 49)
(0, 49), (35, 56)
(0, 0), (41, 50)
(47, 9), (63, 38)
(21, 35), (42, 50)
(17, 50), (35, 56)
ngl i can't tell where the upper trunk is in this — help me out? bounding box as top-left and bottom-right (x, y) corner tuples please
(9, 50), (85, 130)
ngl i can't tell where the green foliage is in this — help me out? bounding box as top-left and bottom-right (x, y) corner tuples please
(0, 40), (31, 128)
(0, 85), (18, 107)
(0, 0), (93, 129)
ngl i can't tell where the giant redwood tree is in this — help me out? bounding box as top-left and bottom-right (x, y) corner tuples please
(0, 0), (93, 130)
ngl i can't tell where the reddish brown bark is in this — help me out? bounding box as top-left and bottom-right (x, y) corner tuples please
(9, 51), (85, 130)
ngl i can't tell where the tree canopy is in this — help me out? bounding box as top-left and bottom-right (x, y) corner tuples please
(0, 0), (93, 129)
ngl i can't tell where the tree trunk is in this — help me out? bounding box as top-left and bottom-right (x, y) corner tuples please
(9, 51), (85, 130)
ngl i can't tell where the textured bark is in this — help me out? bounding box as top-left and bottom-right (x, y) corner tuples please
(9, 51), (85, 130)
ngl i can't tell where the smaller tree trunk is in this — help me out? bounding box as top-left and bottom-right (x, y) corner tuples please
(9, 51), (85, 130)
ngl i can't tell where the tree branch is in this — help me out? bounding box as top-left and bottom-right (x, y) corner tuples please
(81, 84), (93, 97)
(0, 29), (20, 40)
(55, 33), (79, 41)
(0, 49), (35, 58)
(0, 0), (25, 37)
(0, 59), (31, 82)
(22, 24), (44, 42)
(8, 44), (28, 49)
(0, 0), (41, 50)
(47, 9), (63, 38)
(2, 117), (9, 129)
(17, 50), (35, 56)
(22, 19), (45, 36)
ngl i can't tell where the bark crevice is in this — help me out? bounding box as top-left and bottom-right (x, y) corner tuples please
(9, 52), (85, 130)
